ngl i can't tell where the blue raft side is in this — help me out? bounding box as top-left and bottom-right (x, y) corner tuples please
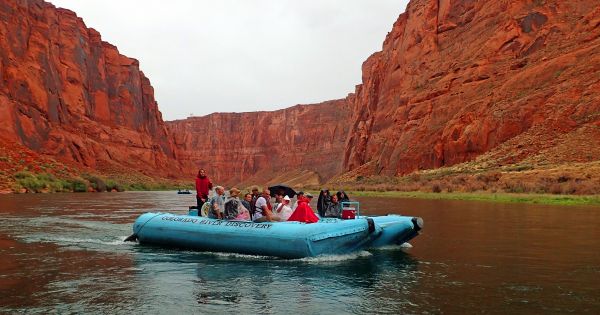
(132, 213), (420, 258)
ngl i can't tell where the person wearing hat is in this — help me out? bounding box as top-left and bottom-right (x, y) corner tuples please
(274, 195), (294, 221)
(224, 187), (250, 220)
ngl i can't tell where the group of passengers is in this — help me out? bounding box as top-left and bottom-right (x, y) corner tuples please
(194, 169), (351, 223)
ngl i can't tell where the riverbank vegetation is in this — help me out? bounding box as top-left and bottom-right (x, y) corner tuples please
(0, 143), (190, 194)
(322, 161), (600, 206)
(346, 191), (600, 206)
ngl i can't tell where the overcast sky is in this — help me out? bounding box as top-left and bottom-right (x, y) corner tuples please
(50, 0), (409, 121)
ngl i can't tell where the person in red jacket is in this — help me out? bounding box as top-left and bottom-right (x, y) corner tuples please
(195, 169), (213, 208)
(287, 196), (319, 223)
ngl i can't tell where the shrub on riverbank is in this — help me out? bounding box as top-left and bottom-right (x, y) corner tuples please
(326, 162), (600, 197)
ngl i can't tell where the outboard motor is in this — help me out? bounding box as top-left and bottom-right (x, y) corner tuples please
(411, 217), (424, 232)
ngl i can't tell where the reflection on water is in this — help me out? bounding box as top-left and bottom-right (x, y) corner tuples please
(1, 192), (599, 314)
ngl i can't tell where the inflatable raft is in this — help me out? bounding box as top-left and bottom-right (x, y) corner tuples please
(127, 211), (423, 259)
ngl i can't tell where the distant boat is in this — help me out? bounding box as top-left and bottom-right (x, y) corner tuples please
(177, 189), (192, 194)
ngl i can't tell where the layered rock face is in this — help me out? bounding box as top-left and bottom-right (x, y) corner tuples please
(344, 0), (600, 175)
(0, 0), (179, 177)
(168, 99), (351, 185)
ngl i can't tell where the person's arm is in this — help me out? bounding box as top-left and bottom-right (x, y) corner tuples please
(262, 205), (273, 221)
(213, 199), (222, 218)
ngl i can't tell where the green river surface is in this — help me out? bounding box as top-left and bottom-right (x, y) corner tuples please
(0, 191), (599, 314)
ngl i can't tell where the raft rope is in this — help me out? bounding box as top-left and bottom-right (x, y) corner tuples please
(124, 212), (163, 242)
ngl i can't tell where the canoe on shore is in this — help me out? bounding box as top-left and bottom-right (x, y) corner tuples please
(127, 212), (423, 259)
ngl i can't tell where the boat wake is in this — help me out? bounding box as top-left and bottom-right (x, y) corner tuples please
(298, 251), (373, 263)
(177, 250), (374, 263)
(21, 235), (133, 247)
(370, 242), (413, 251)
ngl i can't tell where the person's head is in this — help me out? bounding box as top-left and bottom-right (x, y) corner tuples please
(331, 194), (338, 203)
(251, 187), (259, 196)
(244, 193), (252, 202)
(307, 193), (313, 200)
(198, 169), (206, 178)
(338, 191), (346, 198)
(297, 191), (304, 197)
(275, 194), (283, 202)
(262, 189), (271, 198)
(283, 195), (291, 204)
(229, 187), (241, 198)
(215, 186), (225, 195)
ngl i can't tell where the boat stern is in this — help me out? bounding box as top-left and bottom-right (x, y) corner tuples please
(369, 215), (423, 248)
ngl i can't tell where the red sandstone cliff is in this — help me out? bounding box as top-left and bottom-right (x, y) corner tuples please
(3, 0), (599, 189)
(0, 0), (180, 178)
(167, 99), (351, 185)
(344, 0), (600, 176)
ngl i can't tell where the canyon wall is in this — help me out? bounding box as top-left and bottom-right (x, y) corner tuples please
(0, 0), (180, 177)
(344, 0), (600, 176)
(3, 0), (599, 187)
(167, 99), (351, 186)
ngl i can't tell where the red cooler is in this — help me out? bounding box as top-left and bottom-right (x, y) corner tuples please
(341, 207), (356, 219)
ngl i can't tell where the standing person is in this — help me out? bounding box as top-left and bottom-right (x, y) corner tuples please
(253, 188), (275, 222)
(195, 169), (213, 208)
(209, 186), (225, 219)
(317, 189), (331, 217)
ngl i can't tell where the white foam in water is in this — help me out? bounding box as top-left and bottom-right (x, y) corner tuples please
(371, 242), (413, 251)
(179, 250), (373, 262)
(23, 235), (131, 246)
(298, 250), (373, 263)
(205, 251), (279, 261)
(401, 242), (413, 248)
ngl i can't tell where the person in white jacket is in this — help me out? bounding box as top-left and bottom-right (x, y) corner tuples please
(275, 195), (294, 221)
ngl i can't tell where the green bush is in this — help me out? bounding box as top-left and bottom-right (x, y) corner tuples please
(17, 177), (45, 192)
(37, 173), (56, 182)
(68, 178), (89, 192)
(14, 171), (34, 179)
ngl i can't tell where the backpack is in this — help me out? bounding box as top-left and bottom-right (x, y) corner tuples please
(224, 199), (240, 220)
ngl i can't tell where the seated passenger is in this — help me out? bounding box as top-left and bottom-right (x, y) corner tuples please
(323, 194), (342, 218)
(317, 189), (331, 217)
(224, 188), (250, 220)
(292, 191), (305, 210)
(274, 195), (294, 221)
(208, 186), (225, 219)
(241, 193), (252, 213)
(336, 190), (350, 203)
(287, 197), (319, 223)
(253, 189), (277, 222)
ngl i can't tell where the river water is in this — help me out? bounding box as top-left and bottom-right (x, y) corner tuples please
(0, 192), (599, 314)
